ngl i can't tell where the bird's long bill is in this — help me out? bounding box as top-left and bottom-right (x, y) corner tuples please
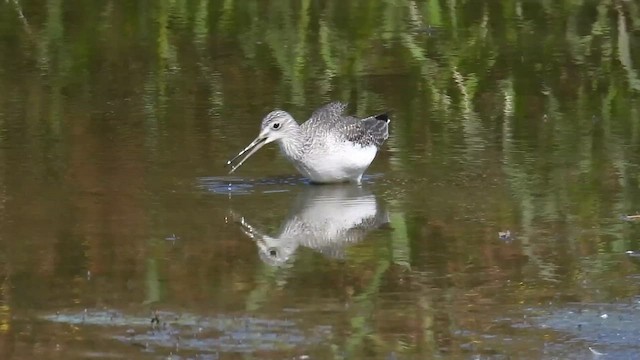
(226, 136), (268, 173)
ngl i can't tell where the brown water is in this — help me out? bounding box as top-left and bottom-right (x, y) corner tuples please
(1, 1), (640, 359)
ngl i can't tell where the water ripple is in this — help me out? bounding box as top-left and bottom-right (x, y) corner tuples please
(197, 174), (384, 195)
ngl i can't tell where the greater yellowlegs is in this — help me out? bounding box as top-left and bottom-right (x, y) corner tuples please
(232, 185), (389, 266)
(226, 102), (390, 184)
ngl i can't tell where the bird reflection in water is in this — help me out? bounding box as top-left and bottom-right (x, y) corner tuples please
(231, 185), (390, 267)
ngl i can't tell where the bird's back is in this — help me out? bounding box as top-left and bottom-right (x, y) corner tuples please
(301, 102), (390, 149)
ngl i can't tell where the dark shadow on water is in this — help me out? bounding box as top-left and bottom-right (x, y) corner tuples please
(198, 173), (384, 195)
(40, 309), (332, 356)
(229, 184), (390, 267)
(197, 175), (304, 195)
(525, 300), (640, 360)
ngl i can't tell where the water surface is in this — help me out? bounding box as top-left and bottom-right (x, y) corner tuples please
(1, 1), (640, 359)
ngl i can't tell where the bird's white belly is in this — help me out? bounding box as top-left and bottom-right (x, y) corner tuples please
(298, 194), (378, 241)
(293, 143), (378, 183)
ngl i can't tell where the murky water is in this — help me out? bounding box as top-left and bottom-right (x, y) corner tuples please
(1, 1), (640, 359)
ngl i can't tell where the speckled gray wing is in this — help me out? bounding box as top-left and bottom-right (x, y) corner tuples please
(337, 113), (389, 147)
(305, 101), (350, 128)
(356, 113), (389, 147)
(305, 102), (390, 148)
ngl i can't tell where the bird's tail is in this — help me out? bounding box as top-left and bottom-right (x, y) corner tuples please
(362, 113), (390, 146)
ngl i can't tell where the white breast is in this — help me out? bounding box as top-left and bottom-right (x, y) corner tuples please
(294, 142), (378, 183)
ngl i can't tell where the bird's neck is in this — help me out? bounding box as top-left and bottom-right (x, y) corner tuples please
(277, 126), (305, 161)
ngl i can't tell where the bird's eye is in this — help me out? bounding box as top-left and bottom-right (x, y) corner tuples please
(272, 123), (280, 130)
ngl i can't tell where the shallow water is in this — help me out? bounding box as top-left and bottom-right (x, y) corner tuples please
(1, 1), (640, 359)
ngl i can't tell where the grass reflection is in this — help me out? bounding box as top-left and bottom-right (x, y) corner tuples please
(0, 0), (640, 358)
